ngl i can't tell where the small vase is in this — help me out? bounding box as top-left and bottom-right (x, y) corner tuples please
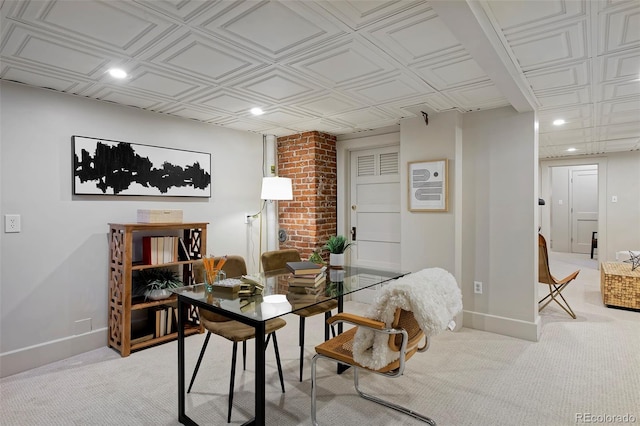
(145, 288), (172, 300)
(329, 253), (345, 268)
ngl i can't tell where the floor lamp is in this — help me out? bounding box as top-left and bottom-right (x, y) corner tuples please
(256, 176), (293, 271)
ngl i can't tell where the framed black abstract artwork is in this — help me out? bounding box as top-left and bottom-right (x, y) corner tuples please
(72, 136), (211, 197)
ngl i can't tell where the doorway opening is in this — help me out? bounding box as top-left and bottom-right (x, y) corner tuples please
(549, 164), (598, 257)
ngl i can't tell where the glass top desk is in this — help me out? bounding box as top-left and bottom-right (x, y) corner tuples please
(173, 265), (406, 426)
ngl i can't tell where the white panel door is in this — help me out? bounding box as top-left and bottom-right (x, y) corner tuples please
(571, 168), (598, 253)
(349, 146), (400, 271)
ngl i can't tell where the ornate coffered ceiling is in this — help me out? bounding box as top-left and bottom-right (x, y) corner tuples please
(1, 0), (638, 158)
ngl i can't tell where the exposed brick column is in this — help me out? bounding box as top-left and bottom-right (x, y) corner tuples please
(276, 131), (337, 261)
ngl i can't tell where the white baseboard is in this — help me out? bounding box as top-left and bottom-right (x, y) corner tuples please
(0, 328), (108, 378)
(463, 310), (541, 342)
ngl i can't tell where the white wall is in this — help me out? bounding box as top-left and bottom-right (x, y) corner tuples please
(460, 107), (539, 341)
(0, 82), (264, 377)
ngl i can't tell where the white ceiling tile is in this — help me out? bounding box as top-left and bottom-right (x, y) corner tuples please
(445, 82), (509, 111)
(526, 60), (590, 92)
(600, 3), (640, 54)
(312, 0), (426, 30)
(258, 108), (312, 125)
(2, 25), (108, 76)
(12, 0), (179, 56)
(486, 0), (585, 34)
(132, 0), (218, 23)
(598, 98), (640, 125)
(91, 88), (165, 110)
(537, 87), (591, 108)
(601, 80), (640, 100)
(600, 49), (640, 81)
(413, 53), (489, 90)
(363, 9), (462, 65)
(285, 38), (396, 87)
(126, 67), (200, 98)
(188, 90), (268, 115)
(236, 68), (320, 102)
(295, 93), (360, 116)
(163, 106), (226, 122)
(145, 31), (266, 83)
(1, 63), (80, 92)
(538, 104), (593, 132)
(328, 107), (395, 127)
(345, 73), (433, 104)
(194, 1), (346, 59)
(508, 21), (587, 71)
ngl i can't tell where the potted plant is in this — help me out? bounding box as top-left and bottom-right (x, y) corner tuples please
(323, 235), (352, 267)
(134, 268), (183, 300)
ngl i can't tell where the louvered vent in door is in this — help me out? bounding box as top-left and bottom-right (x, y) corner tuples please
(380, 152), (399, 175)
(357, 155), (375, 176)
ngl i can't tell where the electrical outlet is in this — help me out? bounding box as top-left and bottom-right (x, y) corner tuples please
(244, 212), (249, 224)
(4, 214), (21, 233)
(474, 281), (483, 294)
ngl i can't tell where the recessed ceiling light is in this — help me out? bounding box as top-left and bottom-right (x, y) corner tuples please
(566, 147), (577, 152)
(553, 119), (566, 126)
(250, 107), (264, 116)
(108, 68), (127, 79)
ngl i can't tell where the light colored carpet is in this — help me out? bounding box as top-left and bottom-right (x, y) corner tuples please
(1, 253), (639, 425)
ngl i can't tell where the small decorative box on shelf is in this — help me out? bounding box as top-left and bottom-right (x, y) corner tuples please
(600, 262), (640, 310)
(137, 209), (183, 223)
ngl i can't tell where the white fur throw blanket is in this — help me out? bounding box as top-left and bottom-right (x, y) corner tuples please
(352, 268), (462, 370)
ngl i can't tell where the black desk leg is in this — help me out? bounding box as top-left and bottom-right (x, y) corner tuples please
(177, 299), (197, 426)
(336, 285), (349, 374)
(255, 321), (266, 425)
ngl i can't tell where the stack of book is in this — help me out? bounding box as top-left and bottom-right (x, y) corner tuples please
(287, 271), (328, 308)
(286, 261), (325, 276)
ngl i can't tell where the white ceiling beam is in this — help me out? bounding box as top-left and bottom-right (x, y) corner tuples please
(430, 0), (538, 112)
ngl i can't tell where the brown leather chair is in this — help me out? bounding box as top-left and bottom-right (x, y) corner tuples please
(539, 234), (580, 318)
(311, 309), (435, 425)
(190, 256), (286, 422)
(261, 249), (337, 381)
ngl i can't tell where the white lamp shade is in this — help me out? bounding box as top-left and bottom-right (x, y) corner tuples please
(260, 177), (293, 200)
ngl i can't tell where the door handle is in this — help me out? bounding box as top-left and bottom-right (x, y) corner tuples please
(351, 226), (356, 241)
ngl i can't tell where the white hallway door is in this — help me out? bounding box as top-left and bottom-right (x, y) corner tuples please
(571, 168), (598, 254)
(349, 146), (401, 271)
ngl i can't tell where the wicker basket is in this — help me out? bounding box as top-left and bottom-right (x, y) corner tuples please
(600, 262), (640, 310)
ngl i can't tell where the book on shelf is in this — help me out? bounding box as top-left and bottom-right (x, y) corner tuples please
(157, 237), (165, 264)
(142, 237), (152, 265)
(159, 308), (167, 336)
(286, 261), (325, 276)
(151, 237), (158, 265)
(130, 333), (154, 345)
(166, 306), (173, 335)
(289, 274), (326, 287)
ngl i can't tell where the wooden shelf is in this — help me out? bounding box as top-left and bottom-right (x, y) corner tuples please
(108, 222), (208, 357)
(132, 259), (200, 271)
(131, 295), (178, 310)
(130, 326), (201, 351)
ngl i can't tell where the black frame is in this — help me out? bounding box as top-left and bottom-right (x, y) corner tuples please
(72, 135), (211, 197)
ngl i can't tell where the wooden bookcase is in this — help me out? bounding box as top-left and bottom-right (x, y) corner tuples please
(108, 222), (207, 356)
